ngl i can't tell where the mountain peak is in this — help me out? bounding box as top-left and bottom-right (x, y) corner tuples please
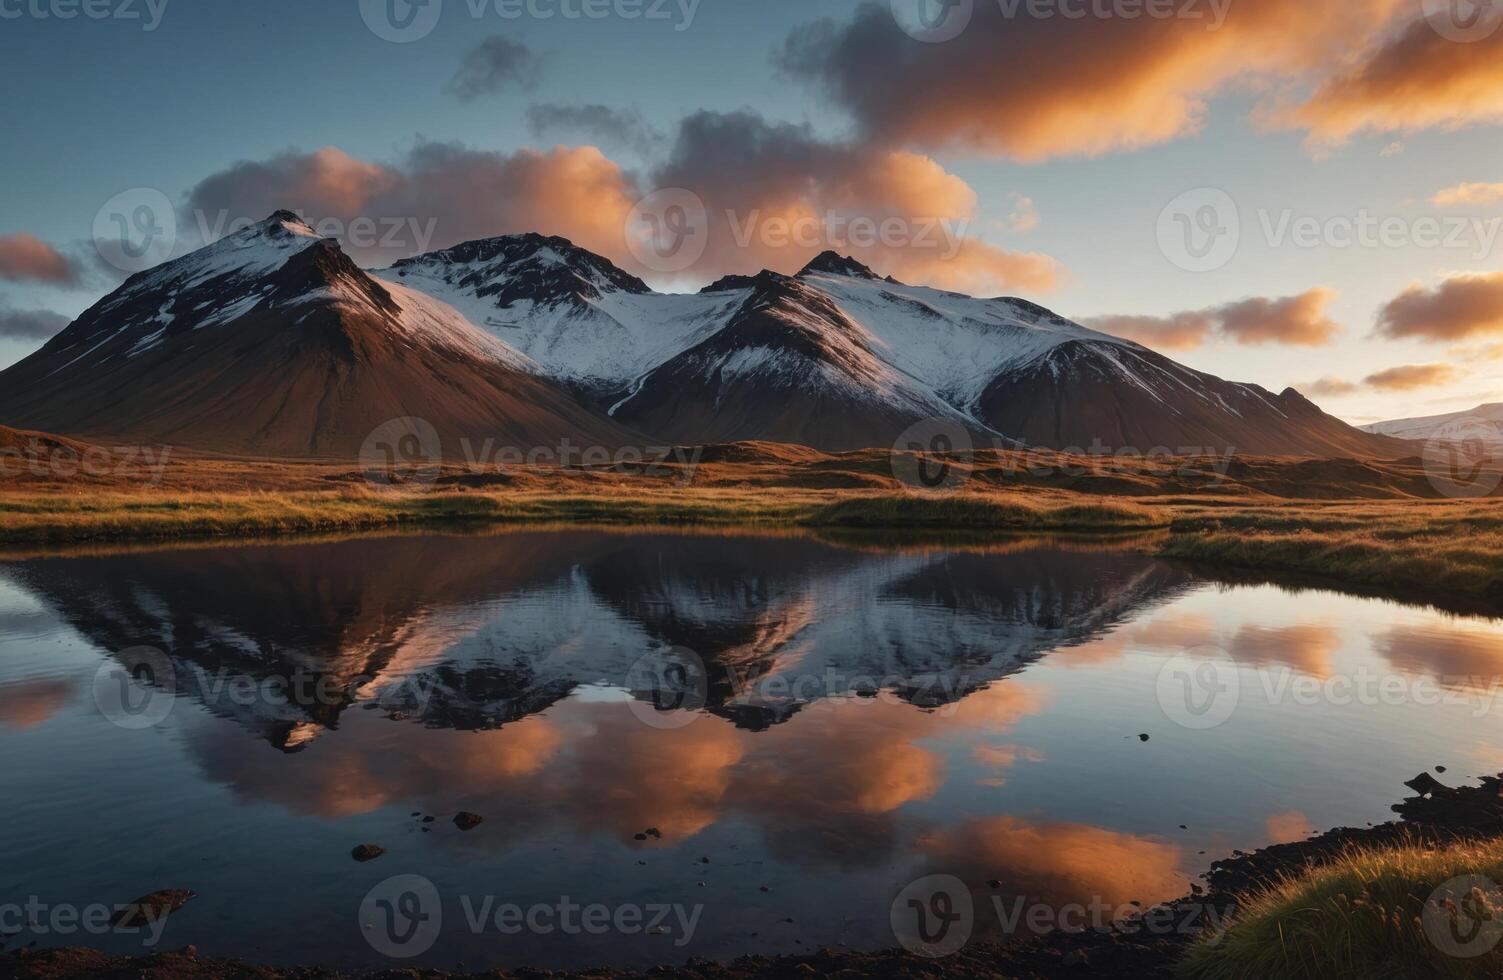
(387, 233), (651, 303)
(260, 210), (320, 239)
(798, 251), (879, 280)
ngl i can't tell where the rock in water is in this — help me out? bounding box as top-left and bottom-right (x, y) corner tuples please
(351, 844), (386, 862)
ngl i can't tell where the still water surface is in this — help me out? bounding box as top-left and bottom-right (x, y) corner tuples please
(1, 528), (1501, 968)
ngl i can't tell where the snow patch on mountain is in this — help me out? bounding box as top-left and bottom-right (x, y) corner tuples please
(374, 260), (743, 391)
(802, 272), (1129, 410)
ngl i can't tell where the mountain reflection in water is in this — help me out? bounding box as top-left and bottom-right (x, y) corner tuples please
(1, 528), (1500, 970)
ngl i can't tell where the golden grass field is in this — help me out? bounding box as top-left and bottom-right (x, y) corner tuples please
(2, 439), (1501, 612)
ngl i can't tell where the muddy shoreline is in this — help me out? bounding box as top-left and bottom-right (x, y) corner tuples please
(9, 772), (1502, 979)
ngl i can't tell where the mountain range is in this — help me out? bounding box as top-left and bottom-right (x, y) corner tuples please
(0, 212), (1407, 458)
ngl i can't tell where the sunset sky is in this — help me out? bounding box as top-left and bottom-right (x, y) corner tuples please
(3, 0), (1503, 423)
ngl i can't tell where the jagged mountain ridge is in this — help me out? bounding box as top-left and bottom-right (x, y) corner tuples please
(0, 215), (1408, 457)
(377, 239), (1407, 456)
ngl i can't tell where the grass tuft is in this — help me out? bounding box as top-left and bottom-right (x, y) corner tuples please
(1181, 838), (1503, 980)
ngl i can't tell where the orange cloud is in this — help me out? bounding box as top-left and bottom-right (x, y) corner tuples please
(970, 742), (1044, 787)
(0, 233), (79, 285)
(922, 815), (1187, 914)
(1432, 182), (1503, 208)
(1376, 625), (1503, 690)
(1364, 363), (1463, 391)
(1275, 16), (1503, 148)
(1084, 312), (1214, 352)
(1229, 624), (1341, 678)
(1087, 289), (1340, 352)
(1218, 289), (1342, 346)
(1379, 272), (1503, 341)
(186, 129), (1064, 295)
(1298, 376), (1362, 398)
(187, 142), (640, 271)
(780, 0), (1406, 161)
(1265, 809), (1315, 844)
(649, 112), (1065, 293)
(0, 677), (75, 729)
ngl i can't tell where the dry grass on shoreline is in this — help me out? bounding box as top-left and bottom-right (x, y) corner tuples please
(4, 442), (1502, 611)
(1180, 838), (1503, 979)
(0, 487), (1173, 544)
(2, 486), (1501, 612)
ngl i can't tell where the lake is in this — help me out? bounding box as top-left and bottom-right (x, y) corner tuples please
(1, 527), (1500, 968)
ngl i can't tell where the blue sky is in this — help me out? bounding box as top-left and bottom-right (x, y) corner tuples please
(3, 0), (1503, 423)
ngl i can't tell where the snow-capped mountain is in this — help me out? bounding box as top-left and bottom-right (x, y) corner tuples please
(0, 214), (1406, 457)
(380, 238), (1405, 456)
(1362, 403), (1503, 447)
(0, 213), (633, 456)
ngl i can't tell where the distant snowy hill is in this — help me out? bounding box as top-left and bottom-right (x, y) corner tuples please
(1362, 403), (1503, 447)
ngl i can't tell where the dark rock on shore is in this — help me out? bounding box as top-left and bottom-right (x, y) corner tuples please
(453, 812), (484, 831)
(350, 845), (385, 862)
(108, 891), (196, 930)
